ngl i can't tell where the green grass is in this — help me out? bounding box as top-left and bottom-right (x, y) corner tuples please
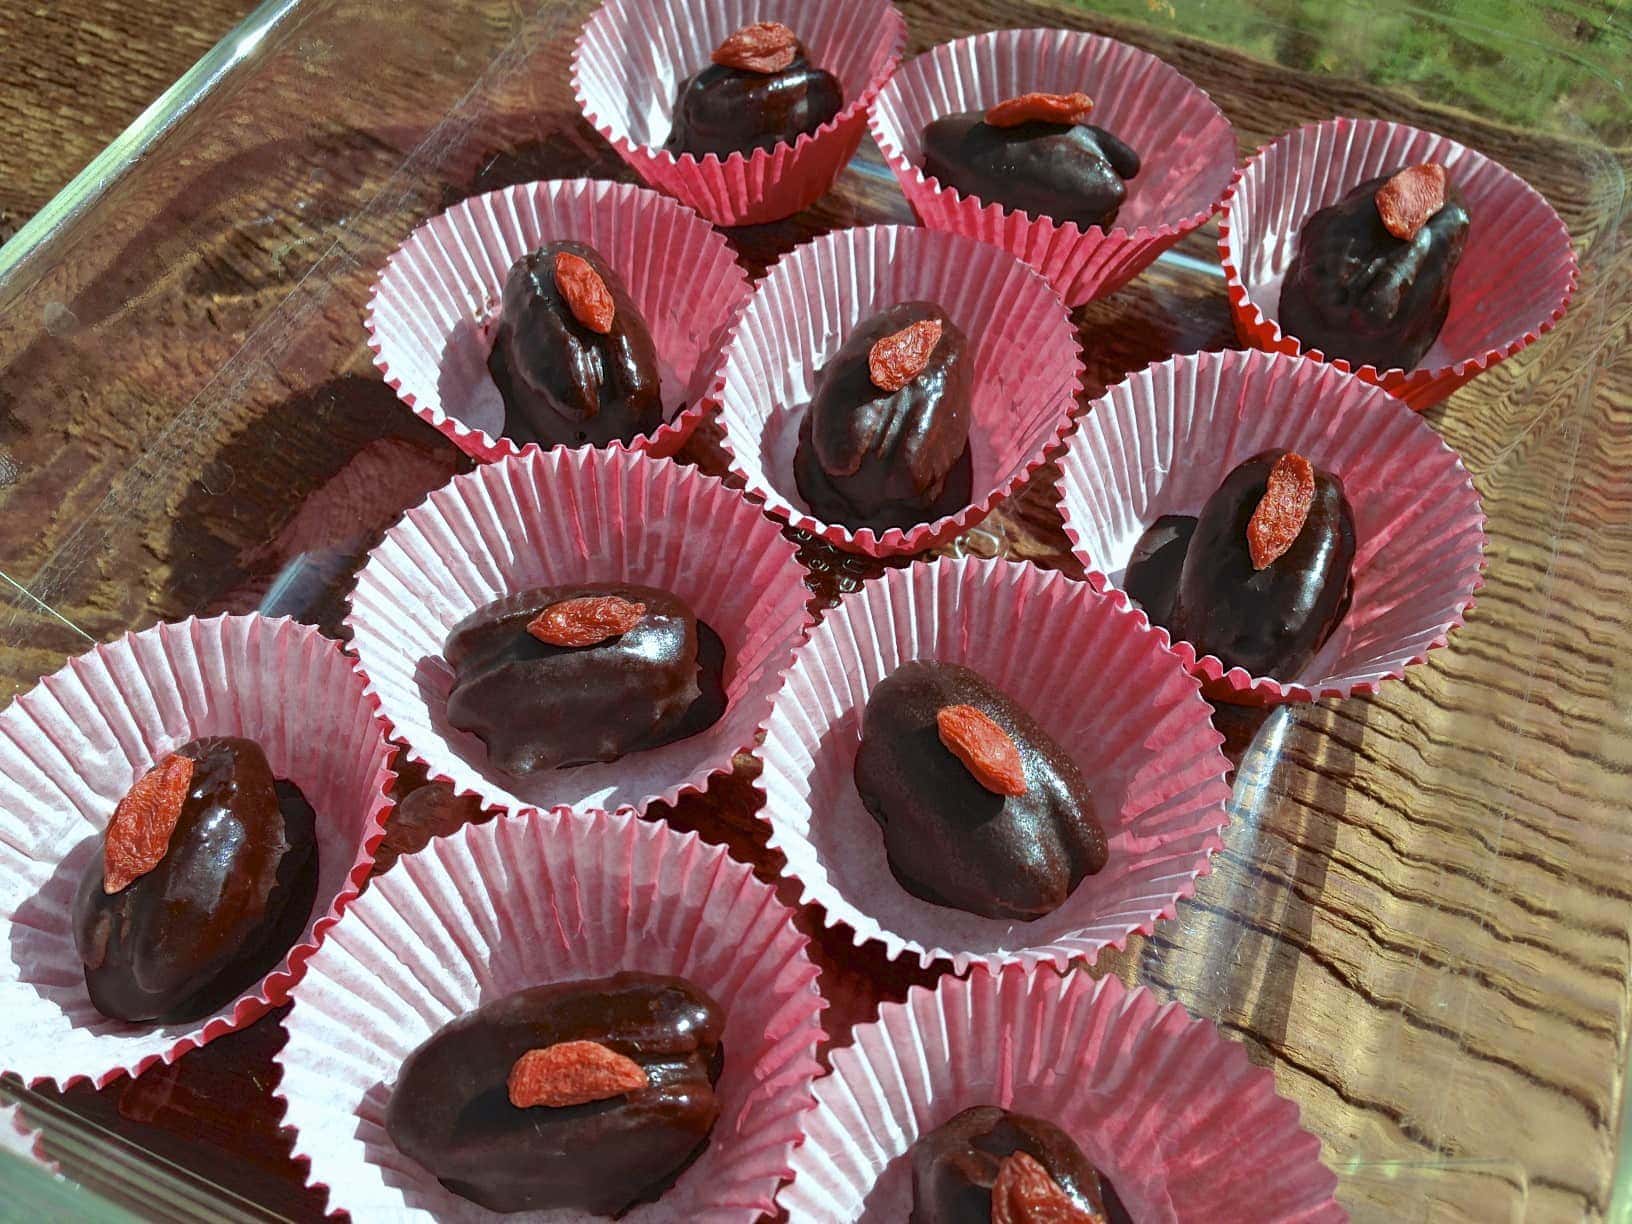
(1070, 0), (1631, 143)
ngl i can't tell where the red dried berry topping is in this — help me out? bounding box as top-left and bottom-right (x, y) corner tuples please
(711, 21), (799, 74)
(868, 318), (943, 392)
(1247, 452), (1317, 570)
(553, 251), (616, 334)
(936, 704), (1027, 796)
(984, 91), (1095, 129)
(527, 595), (647, 647)
(507, 1040), (650, 1109)
(103, 753), (195, 893)
(1375, 163), (1448, 242)
(991, 1150), (1098, 1224)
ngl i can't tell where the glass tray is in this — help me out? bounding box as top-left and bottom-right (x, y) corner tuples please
(0, 0), (1626, 1219)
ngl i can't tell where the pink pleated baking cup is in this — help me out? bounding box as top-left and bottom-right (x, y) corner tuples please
(345, 445), (812, 815)
(573, 0), (906, 226)
(1058, 348), (1486, 704)
(366, 177), (753, 464)
(277, 806), (825, 1222)
(712, 224), (1083, 558)
(868, 27), (1237, 306)
(0, 615), (396, 1090)
(779, 966), (1344, 1223)
(757, 556), (1230, 973)
(1219, 116), (1578, 409)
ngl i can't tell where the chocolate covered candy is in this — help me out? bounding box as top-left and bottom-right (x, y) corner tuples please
(665, 21), (843, 159)
(922, 92), (1140, 230)
(1279, 164), (1470, 371)
(793, 301), (973, 533)
(854, 661), (1107, 921)
(910, 1105), (1132, 1224)
(444, 583), (727, 776)
(386, 972), (724, 1215)
(1123, 450), (1356, 677)
(487, 241), (664, 448)
(72, 736), (319, 1024)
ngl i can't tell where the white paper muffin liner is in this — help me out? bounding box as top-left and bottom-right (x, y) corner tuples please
(0, 615), (396, 1089)
(779, 966), (1344, 1223)
(1058, 348), (1487, 704)
(367, 177), (753, 463)
(1220, 116), (1578, 408)
(757, 556), (1231, 972)
(868, 27), (1238, 306)
(277, 806), (825, 1222)
(573, 0), (906, 225)
(711, 223), (1083, 557)
(344, 445), (812, 815)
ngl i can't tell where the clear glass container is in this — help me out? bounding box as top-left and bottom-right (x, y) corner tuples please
(0, 0), (1626, 1219)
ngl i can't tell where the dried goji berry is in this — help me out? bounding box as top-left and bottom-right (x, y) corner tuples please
(711, 21), (798, 74)
(936, 704), (1027, 796)
(507, 1040), (650, 1109)
(1246, 451), (1317, 570)
(1374, 163), (1448, 242)
(553, 252), (616, 334)
(985, 91), (1095, 129)
(991, 1150), (1098, 1224)
(868, 318), (943, 392)
(527, 595), (647, 647)
(103, 753), (195, 893)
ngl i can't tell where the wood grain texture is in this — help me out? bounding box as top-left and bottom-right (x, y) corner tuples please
(0, 0), (1628, 1221)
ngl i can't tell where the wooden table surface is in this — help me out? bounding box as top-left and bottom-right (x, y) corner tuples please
(0, 1), (258, 246)
(0, 1), (1628, 1221)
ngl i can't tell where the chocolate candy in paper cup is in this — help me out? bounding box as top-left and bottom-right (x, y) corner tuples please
(869, 27), (1237, 306)
(757, 556), (1231, 972)
(1058, 347), (1486, 704)
(573, 0), (906, 226)
(711, 224), (1083, 558)
(0, 615), (395, 1088)
(1220, 116), (1578, 409)
(778, 966), (1344, 1223)
(344, 445), (811, 816)
(367, 177), (753, 463)
(276, 807), (825, 1222)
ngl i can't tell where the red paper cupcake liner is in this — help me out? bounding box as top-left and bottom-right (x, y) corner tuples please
(868, 27), (1237, 306)
(757, 556), (1231, 972)
(277, 807), (825, 1222)
(711, 223), (1083, 558)
(366, 177), (752, 464)
(779, 966), (1344, 1223)
(0, 615), (395, 1090)
(1219, 116), (1578, 409)
(573, 0), (906, 226)
(344, 445), (812, 816)
(1058, 348), (1486, 704)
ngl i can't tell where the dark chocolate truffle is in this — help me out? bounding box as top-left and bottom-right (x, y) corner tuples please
(487, 240), (664, 448)
(910, 1105), (1132, 1224)
(922, 97), (1140, 230)
(854, 661), (1107, 921)
(72, 736), (319, 1024)
(444, 583), (727, 776)
(665, 22), (843, 159)
(793, 301), (973, 533)
(1278, 165), (1470, 371)
(1123, 450), (1356, 677)
(386, 972), (724, 1216)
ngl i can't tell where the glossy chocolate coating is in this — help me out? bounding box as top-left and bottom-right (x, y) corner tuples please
(1279, 171), (1470, 372)
(793, 301), (974, 533)
(1121, 513), (1196, 628)
(910, 1106), (1133, 1224)
(922, 111), (1140, 229)
(444, 582), (727, 776)
(854, 661), (1107, 921)
(386, 972), (724, 1216)
(665, 48), (842, 159)
(72, 737), (319, 1024)
(487, 241), (664, 448)
(1152, 449), (1355, 677)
